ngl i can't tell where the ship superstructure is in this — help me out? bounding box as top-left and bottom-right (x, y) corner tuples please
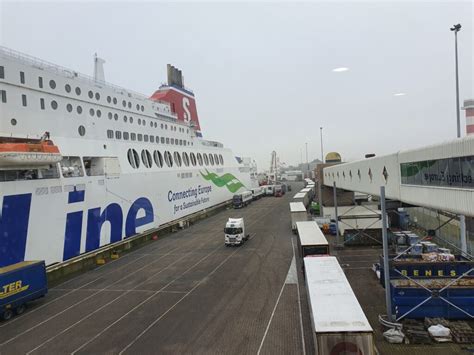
(0, 47), (254, 267)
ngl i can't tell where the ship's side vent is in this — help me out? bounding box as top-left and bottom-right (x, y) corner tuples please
(50, 186), (62, 194)
(35, 187), (49, 195)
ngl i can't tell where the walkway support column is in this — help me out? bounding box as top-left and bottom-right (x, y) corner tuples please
(460, 215), (467, 256)
(381, 186), (393, 321)
(333, 182), (340, 247)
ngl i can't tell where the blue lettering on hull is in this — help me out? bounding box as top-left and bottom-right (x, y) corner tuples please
(1, 190), (155, 267)
(0, 193), (32, 267)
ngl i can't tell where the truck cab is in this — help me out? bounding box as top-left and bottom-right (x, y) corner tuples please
(224, 218), (248, 246)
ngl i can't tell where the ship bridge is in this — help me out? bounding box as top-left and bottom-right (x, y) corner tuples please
(323, 136), (474, 217)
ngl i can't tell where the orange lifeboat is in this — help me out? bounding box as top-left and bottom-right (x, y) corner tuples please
(0, 138), (62, 169)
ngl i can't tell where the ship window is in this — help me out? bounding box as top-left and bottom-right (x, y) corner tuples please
(161, 124), (164, 129)
(49, 80), (56, 89)
(124, 115), (128, 122)
(141, 105), (144, 112)
(75, 87), (81, 95)
(20, 71), (25, 84)
(65, 84), (71, 93)
(123, 132), (129, 140)
(22, 94), (27, 107)
(127, 149), (140, 169)
(113, 97), (117, 104)
(89, 108), (95, 117)
(209, 154), (214, 166)
(143, 120), (146, 126)
(136, 104), (140, 110)
(10, 118), (17, 126)
(171, 138), (175, 145)
(203, 154), (209, 165)
(164, 151), (173, 167)
(219, 154), (224, 165)
(38, 76), (43, 88)
(142, 150), (152, 168)
(0, 90), (6, 103)
(165, 124), (168, 130)
(138, 134), (143, 142)
(144, 135), (149, 142)
(197, 153), (203, 166)
(131, 133), (136, 141)
(0, 66), (4, 79)
(166, 138), (170, 144)
(50, 100), (58, 110)
(154, 150), (163, 168)
(77, 125), (84, 135)
(97, 109), (102, 118)
(214, 154), (219, 165)
(107, 96), (111, 103)
(107, 130), (114, 139)
(128, 101), (131, 109)
(77, 105), (83, 114)
(154, 122), (157, 128)
(114, 113), (118, 121)
(150, 135), (154, 143)
(95, 92), (100, 100)
(174, 152), (182, 167)
(61, 156), (84, 177)
(122, 100), (126, 107)
(190, 153), (197, 166)
(130, 117), (134, 123)
(115, 131), (122, 139)
(40, 98), (45, 109)
(88, 91), (94, 99)
(83, 157), (107, 176)
(160, 137), (164, 144)
(182, 152), (190, 167)
(138, 118), (142, 125)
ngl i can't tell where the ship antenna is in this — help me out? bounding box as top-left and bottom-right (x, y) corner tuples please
(93, 53), (106, 82)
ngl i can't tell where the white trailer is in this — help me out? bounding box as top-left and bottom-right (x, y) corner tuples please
(224, 218), (248, 246)
(304, 256), (375, 355)
(251, 187), (264, 200)
(293, 191), (309, 208)
(296, 221), (329, 257)
(289, 202), (308, 232)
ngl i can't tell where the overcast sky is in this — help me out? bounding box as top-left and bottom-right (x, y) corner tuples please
(1, 1), (473, 170)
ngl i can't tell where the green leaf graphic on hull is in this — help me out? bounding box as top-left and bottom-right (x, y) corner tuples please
(200, 169), (245, 193)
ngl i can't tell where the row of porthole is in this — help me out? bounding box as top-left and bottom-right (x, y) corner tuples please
(108, 129), (190, 146)
(8, 67), (157, 115)
(127, 148), (224, 169)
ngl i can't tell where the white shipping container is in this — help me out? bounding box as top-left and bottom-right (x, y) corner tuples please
(304, 256), (375, 355)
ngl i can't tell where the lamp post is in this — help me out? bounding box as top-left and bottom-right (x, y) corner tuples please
(450, 23), (462, 138)
(320, 127), (324, 162)
(450, 23), (467, 255)
(305, 142), (309, 178)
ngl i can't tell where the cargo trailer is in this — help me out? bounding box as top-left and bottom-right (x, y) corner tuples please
(289, 202), (308, 232)
(296, 221), (329, 258)
(293, 191), (310, 208)
(0, 261), (47, 320)
(304, 256), (375, 355)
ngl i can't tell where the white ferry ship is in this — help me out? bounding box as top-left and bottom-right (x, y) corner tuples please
(0, 47), (256, 267)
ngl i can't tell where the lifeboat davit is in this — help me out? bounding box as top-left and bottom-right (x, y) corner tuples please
(0, 139), (62, 169)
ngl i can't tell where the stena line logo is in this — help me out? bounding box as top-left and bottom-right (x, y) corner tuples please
(0, 190), (154, 267)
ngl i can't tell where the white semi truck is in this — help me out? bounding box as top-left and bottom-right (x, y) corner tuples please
(224, 218), (249, 246)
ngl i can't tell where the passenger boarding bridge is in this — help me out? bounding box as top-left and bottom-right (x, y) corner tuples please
(323, 136), (474, 217)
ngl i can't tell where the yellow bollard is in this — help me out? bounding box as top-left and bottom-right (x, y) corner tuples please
(96, 257), (106, 265)
(111, 251), (119, 260)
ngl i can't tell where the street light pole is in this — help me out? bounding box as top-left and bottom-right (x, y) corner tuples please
(450, 23), (467, 255)
(320, 127), (324, 162)
(451, 23), (462, 138)
(305, 142), (309, 178)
